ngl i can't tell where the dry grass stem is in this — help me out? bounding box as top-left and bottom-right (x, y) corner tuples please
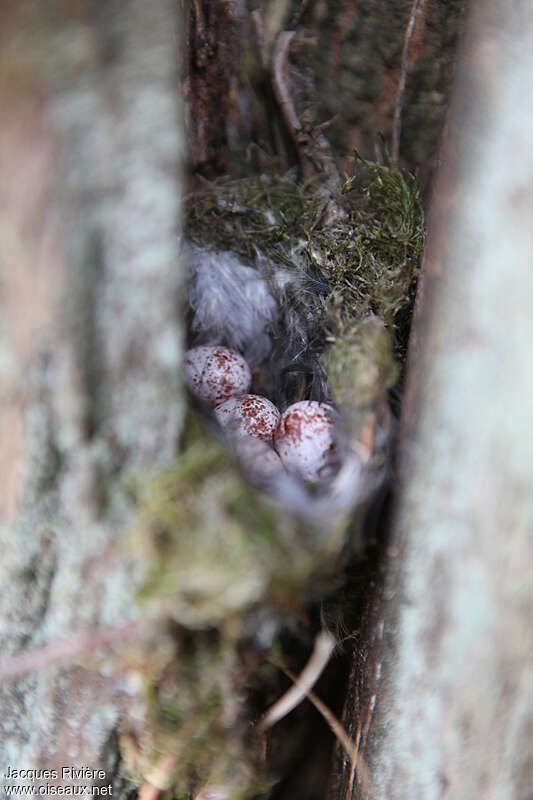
(392, 0), (421, 163)
(258, 630), (336, 730)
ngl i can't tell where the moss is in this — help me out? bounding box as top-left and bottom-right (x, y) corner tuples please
(134, 424), (271, 628)
(127, 414), (353, 797)
(185, 171), (324, 262)
(326, 147), (424, 328)
(120, 626), (268, 799)
(127, 154), (424, 796)
(185, 148), (424, 352)
(133, 414), (350, 632)
(327, 315), (398, 408)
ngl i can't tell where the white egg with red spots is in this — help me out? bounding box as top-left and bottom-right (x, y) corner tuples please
(184, 345), (212, 395)
(214, 394), (280, 441)
(274, 400), (338, 482)
(185, 345), (251, 407)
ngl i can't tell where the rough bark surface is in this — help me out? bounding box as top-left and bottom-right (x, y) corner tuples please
(183, 1), (464, 192)
(0, 1), (182, 793)
(180, 1), (465, 192)
(330, 2), (533, 798)
(184, 0), (237, 177)
(310, 0), (466, 187)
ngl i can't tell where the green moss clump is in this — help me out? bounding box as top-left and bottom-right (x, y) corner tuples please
(185, 171), (324, 263)
(119, 625), (268, 799)
(320, 149), (424, 328)
(146, 631), (267, 800)
(132, 416), (346, 631)
(323, 313), (397, 459)
(185, 150), (424, 349)
(327, 314), (398, 410)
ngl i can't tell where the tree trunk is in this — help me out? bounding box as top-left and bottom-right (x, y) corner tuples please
(329, 2), (533, 797)
(0, 1), (182, 793)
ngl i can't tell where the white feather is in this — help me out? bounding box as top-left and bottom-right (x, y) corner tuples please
(184, 243), (279, 366)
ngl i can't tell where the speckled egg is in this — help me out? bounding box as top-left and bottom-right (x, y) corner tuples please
(214, 394), (280, 441)
(274, 400), (338, 482)
(234, 437), (285, 483)
(185, 345), (252, 407)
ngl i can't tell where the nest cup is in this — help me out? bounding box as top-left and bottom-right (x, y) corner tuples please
(183, 240), (384, 520)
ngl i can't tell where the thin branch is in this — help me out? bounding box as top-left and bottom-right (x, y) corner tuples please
(281, 663), (374, 796)
(260, 631), (374, 797)
(250, 9), (270, 71)
(272, 30), (302, 136)
(392, 0), (421, 164)
(0, 620), (151, 683)
(281, 663), (353, 760)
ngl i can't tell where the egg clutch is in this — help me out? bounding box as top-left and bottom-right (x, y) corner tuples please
(185, 344), (339, 484)
(181, 235), (394, 526)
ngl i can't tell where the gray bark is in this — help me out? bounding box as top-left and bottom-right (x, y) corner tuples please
(330, 1), (533, 798)
(0, 1), (182, 793)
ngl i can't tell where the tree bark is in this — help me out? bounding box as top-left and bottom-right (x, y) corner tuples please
(0, 1), (182, 793)
(330, 2), (533, 797)
(5, 2), (532, 799)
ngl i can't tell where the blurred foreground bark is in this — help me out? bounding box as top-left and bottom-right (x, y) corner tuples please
(0, 1), (182, 792)
(330, 2), (533, 798)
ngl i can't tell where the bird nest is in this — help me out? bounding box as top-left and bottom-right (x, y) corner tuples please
(123, 153), (424, 798)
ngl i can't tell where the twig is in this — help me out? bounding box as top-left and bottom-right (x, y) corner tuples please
(272, 31), (302, 135)
(281, 664), (374, 796)
(250, 9), (270, 71)
(272, 30), (316, 181)
(260, 630), (374, 796)
(0, 619), (151, 683)
(281, 663), (352, 758)
(392, 0), (421, 164)
(258, 629), (335, 730)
